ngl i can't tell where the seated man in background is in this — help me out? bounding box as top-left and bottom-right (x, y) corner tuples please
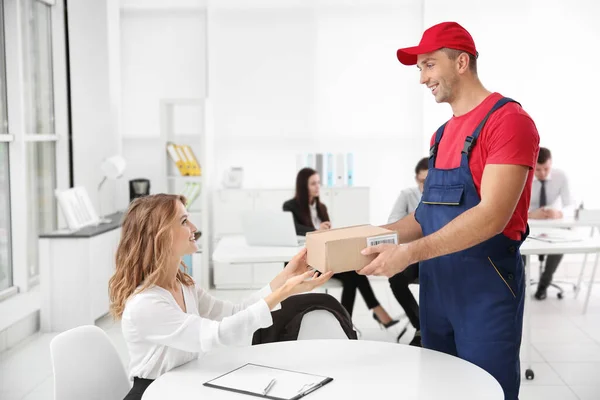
(386, 157), (428, 346)
(388, 157), (429, 222)
(528, 147), (574, 300)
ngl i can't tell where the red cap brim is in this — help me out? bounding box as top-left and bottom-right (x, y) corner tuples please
(396, 44), (442, 66)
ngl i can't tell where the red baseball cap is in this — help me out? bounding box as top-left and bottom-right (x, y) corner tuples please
(396, 22), (478, 66)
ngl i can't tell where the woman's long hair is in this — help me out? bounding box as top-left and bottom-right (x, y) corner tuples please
(294, 167), (330, 228)
(109, 194), (194, 319)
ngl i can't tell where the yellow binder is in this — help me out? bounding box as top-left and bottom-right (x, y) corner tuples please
(166, 142), (187, 176)
(174, 144), (193, 176)
(181, 145), (202, 176)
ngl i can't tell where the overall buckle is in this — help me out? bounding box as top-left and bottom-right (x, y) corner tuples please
(462, 136), (475, 155)
(429, 143), (438, 158)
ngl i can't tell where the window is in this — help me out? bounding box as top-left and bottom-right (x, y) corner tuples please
(0, 0), (67, 300)
(26, 142), (56, 278)
(22, 0), (57, 279)
(0, 0), (13, 292)
(2, 0), (67, 298)
(0, 144), (11, 292)
(23, 0), (55, 136)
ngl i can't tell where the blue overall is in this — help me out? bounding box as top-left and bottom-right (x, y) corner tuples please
(414, 97), (527, 400)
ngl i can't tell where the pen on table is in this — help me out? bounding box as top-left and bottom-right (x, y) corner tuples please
(297, 382), (316, 394)
(263, 378), (276, 396)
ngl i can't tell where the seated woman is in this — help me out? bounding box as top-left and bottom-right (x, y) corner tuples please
(109, 194), (333, 400)
(283, 168), (398, 329)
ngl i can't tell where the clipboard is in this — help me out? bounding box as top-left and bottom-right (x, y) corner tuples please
(203, 363), (333, 400)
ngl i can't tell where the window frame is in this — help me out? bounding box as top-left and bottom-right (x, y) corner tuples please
(2, 0), (70, 298)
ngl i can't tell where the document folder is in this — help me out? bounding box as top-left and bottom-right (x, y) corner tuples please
(174, 144), (192, 175)
(204, 363), (333, 400)
(166, 142), (187, 176)
(181, 144), (202, 176)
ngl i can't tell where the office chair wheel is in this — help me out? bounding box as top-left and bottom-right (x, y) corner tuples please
(557, 292), (564, 300)
(525, 369), (535, 380)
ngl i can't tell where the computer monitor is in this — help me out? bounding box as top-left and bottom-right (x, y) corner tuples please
(242, 210), (304, 247)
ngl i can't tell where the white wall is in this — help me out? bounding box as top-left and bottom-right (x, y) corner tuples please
(209, 1), (424, 225)
(423, 0), (600, 208)
(422, 0), (531, 144)
(68, 0), (122, 215)
(525, 0), (600, 208)
(119, 7), (207, 207)
(120, 10), (206, 138)
(116, 0), (600, 226)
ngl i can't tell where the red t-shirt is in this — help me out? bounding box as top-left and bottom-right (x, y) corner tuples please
(430, 92), (540, 240)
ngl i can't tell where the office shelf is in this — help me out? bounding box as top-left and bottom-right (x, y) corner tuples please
(167, 175), (203, 180)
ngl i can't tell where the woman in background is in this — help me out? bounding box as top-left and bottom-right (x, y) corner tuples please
(283, 168), (398, 328)
(109, 194), (332, 400)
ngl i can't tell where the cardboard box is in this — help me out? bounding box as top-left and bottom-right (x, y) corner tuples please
(306, 225), (398, 273)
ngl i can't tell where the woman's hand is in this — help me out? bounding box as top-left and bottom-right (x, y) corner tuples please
(265, 269), (333, 309)
(265, 247), (334, 309)
(282, 270), (334, 297)
(269, 248), (311, 292)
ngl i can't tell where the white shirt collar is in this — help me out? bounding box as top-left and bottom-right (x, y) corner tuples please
(534, 171), (553, 182)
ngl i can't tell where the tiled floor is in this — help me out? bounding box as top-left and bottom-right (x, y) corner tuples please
(2, 282), (600, 399)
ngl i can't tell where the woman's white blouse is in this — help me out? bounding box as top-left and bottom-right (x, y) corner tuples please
(310, 202), (322, 229)
(121, 282), (277, 380)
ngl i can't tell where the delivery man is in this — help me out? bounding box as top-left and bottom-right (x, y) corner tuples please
(358, 22), (540, 400)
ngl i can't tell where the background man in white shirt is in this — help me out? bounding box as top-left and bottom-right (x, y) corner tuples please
(387, 157), (429, 223)
(528, 147), (573, 300)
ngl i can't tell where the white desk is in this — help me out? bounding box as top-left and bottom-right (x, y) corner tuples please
(212, 236), (301, 289)
(527, 217), (592, 229)
(213, 235), (301, 264)
(520, 230), (600, 380)
(213, 233), (600, 386)
(39, 212), (123, 332)
(528, 217), (600, 298)
(212, 235), (343, 291)
(142, 340), (503, 400)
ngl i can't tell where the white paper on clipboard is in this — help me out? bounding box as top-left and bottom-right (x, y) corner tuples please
(204, 363), (332, 400)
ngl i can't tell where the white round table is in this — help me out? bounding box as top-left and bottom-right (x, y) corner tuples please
(142, 340), (503, 399)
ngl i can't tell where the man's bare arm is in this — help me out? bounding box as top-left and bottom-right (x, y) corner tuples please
(406, 164), (529, 264)
(382, 212), (423, 243)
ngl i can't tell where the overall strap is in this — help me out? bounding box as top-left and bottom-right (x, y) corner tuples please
(429, 122), (447, 169)
(459, 97), (520, 168)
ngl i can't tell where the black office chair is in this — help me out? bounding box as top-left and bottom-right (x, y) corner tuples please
(284, 263), (363, 337)
(529, 255), (577, 299)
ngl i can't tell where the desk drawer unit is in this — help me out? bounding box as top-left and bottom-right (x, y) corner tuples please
(213, 262), (284, 289)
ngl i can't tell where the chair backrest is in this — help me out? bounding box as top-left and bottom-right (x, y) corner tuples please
(297, 310), (349, 340)
(50, 325), (131, 400)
